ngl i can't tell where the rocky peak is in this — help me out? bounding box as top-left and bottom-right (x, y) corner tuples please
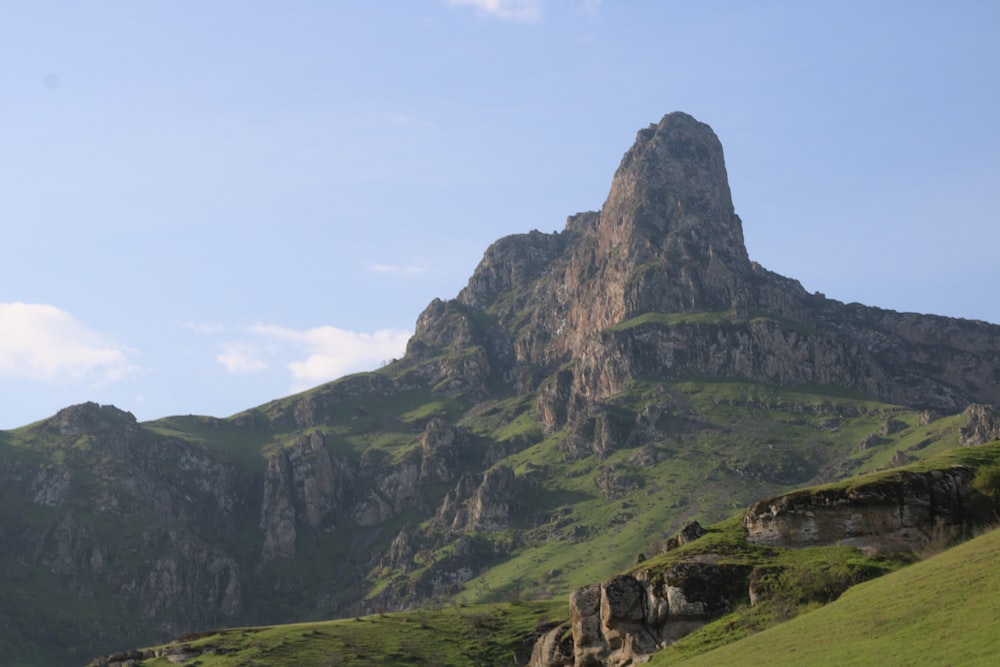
(438, 112), (763, 390)
(560, 112), (756, 334)
(43, 402), (138, 438)
(406, 112), (1000, 413)
(598, 112), (750, 275)
(553, 113), (754, 342)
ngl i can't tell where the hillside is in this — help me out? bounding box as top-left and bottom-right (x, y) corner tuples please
(654, 523), (1000, 666)
(87, 443), (1000, 666)
(2, 112), (999, 665)
(89, 600), (566, 667)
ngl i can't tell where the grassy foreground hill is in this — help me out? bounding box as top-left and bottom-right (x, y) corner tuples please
(88, 600), (565, 666)
(655, 523), (1000, 666)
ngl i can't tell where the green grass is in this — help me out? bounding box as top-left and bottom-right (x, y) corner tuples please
(144, 415), (276, 468)
(126, 600), (564, 667)
(784, 440), (1000, 500)
(452, 378), (983, 610)
(636, 443), (1000, 666)
(653, 525), (1000, 666)
(607, 311), (733, 331)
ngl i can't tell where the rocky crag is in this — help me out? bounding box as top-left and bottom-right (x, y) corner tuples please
(411, 112), (1000, 416)
(2, 112), (999, 665)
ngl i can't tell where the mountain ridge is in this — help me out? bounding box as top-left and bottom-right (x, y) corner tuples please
(405, 112), (999, 420)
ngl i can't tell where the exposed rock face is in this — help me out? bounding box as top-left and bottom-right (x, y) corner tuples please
(44, 402), (141, 441)
(960, 404), (1000, 447)
(532, 561), (751, 667)
(530, 624), (575, 667)
(405, 298), (497, 394)
(590, 113), (753, 324)
(260, 432), (351, 561)
(0, 402), (253, 662)
(419, 418), (464, 483)
(409, 112), (1000, 418)
(743, 467), (977, 552)
(458, 113), (753, 358)
(437, 465), (518, 532)
(135, 530), (243, 631)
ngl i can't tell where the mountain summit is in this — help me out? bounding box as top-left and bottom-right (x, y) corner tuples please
(598, 111), (751, 289)
(444, 113), (754, 363)
(405, 112), (1000, 417)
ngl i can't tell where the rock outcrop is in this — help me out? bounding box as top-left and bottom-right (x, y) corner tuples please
(960, 403), (1000, 447)
(436, 465), (518, 532)
(531, 560), (752, 667)
(743, 467), (977, 552)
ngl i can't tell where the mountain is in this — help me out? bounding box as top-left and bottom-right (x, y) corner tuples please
(410, 112), (1000, 414)
(2, 112), (999, 666)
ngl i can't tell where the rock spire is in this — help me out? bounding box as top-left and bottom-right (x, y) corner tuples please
(598, 111), (751, 274)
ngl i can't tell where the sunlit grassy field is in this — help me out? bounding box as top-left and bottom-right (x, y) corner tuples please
(652, 525), (1000, 666)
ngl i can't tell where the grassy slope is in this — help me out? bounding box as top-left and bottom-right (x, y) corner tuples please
(653, 525), (1000, 667)
(431, 379), (971, 605)
(123, 600), (564, 667)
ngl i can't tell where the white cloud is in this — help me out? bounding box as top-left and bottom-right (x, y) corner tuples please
(447, 1), (601, 23)
(216, 341), (268, 374)
(369, 263), (426, 276)
(246, 324), (412, 391)
(448, 0), (543, 22)
(0, 302), (137, 385)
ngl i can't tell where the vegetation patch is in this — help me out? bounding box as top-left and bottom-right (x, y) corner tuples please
(114, 601), (564, 667)
(607, 311), (733, 332)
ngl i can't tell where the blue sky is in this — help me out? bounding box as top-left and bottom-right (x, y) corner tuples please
(2, 1), (998, 428)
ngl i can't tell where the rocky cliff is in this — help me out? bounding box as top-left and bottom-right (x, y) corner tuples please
(411, 113), (1000, 418)
(743, 467), (975, 551)
(3, 112), (999, 665)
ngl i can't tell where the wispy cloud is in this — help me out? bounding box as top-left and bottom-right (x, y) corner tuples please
(210, 324), (412, 391)
(216, 341), (268, 374)
(249, 324), (411, 391)
(368, 263), (426, 276)
(448, 0), (543, 22)
(0, 303), (137, 385)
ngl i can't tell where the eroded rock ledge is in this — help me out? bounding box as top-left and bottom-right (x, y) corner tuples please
(743, 467), (975, 552)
